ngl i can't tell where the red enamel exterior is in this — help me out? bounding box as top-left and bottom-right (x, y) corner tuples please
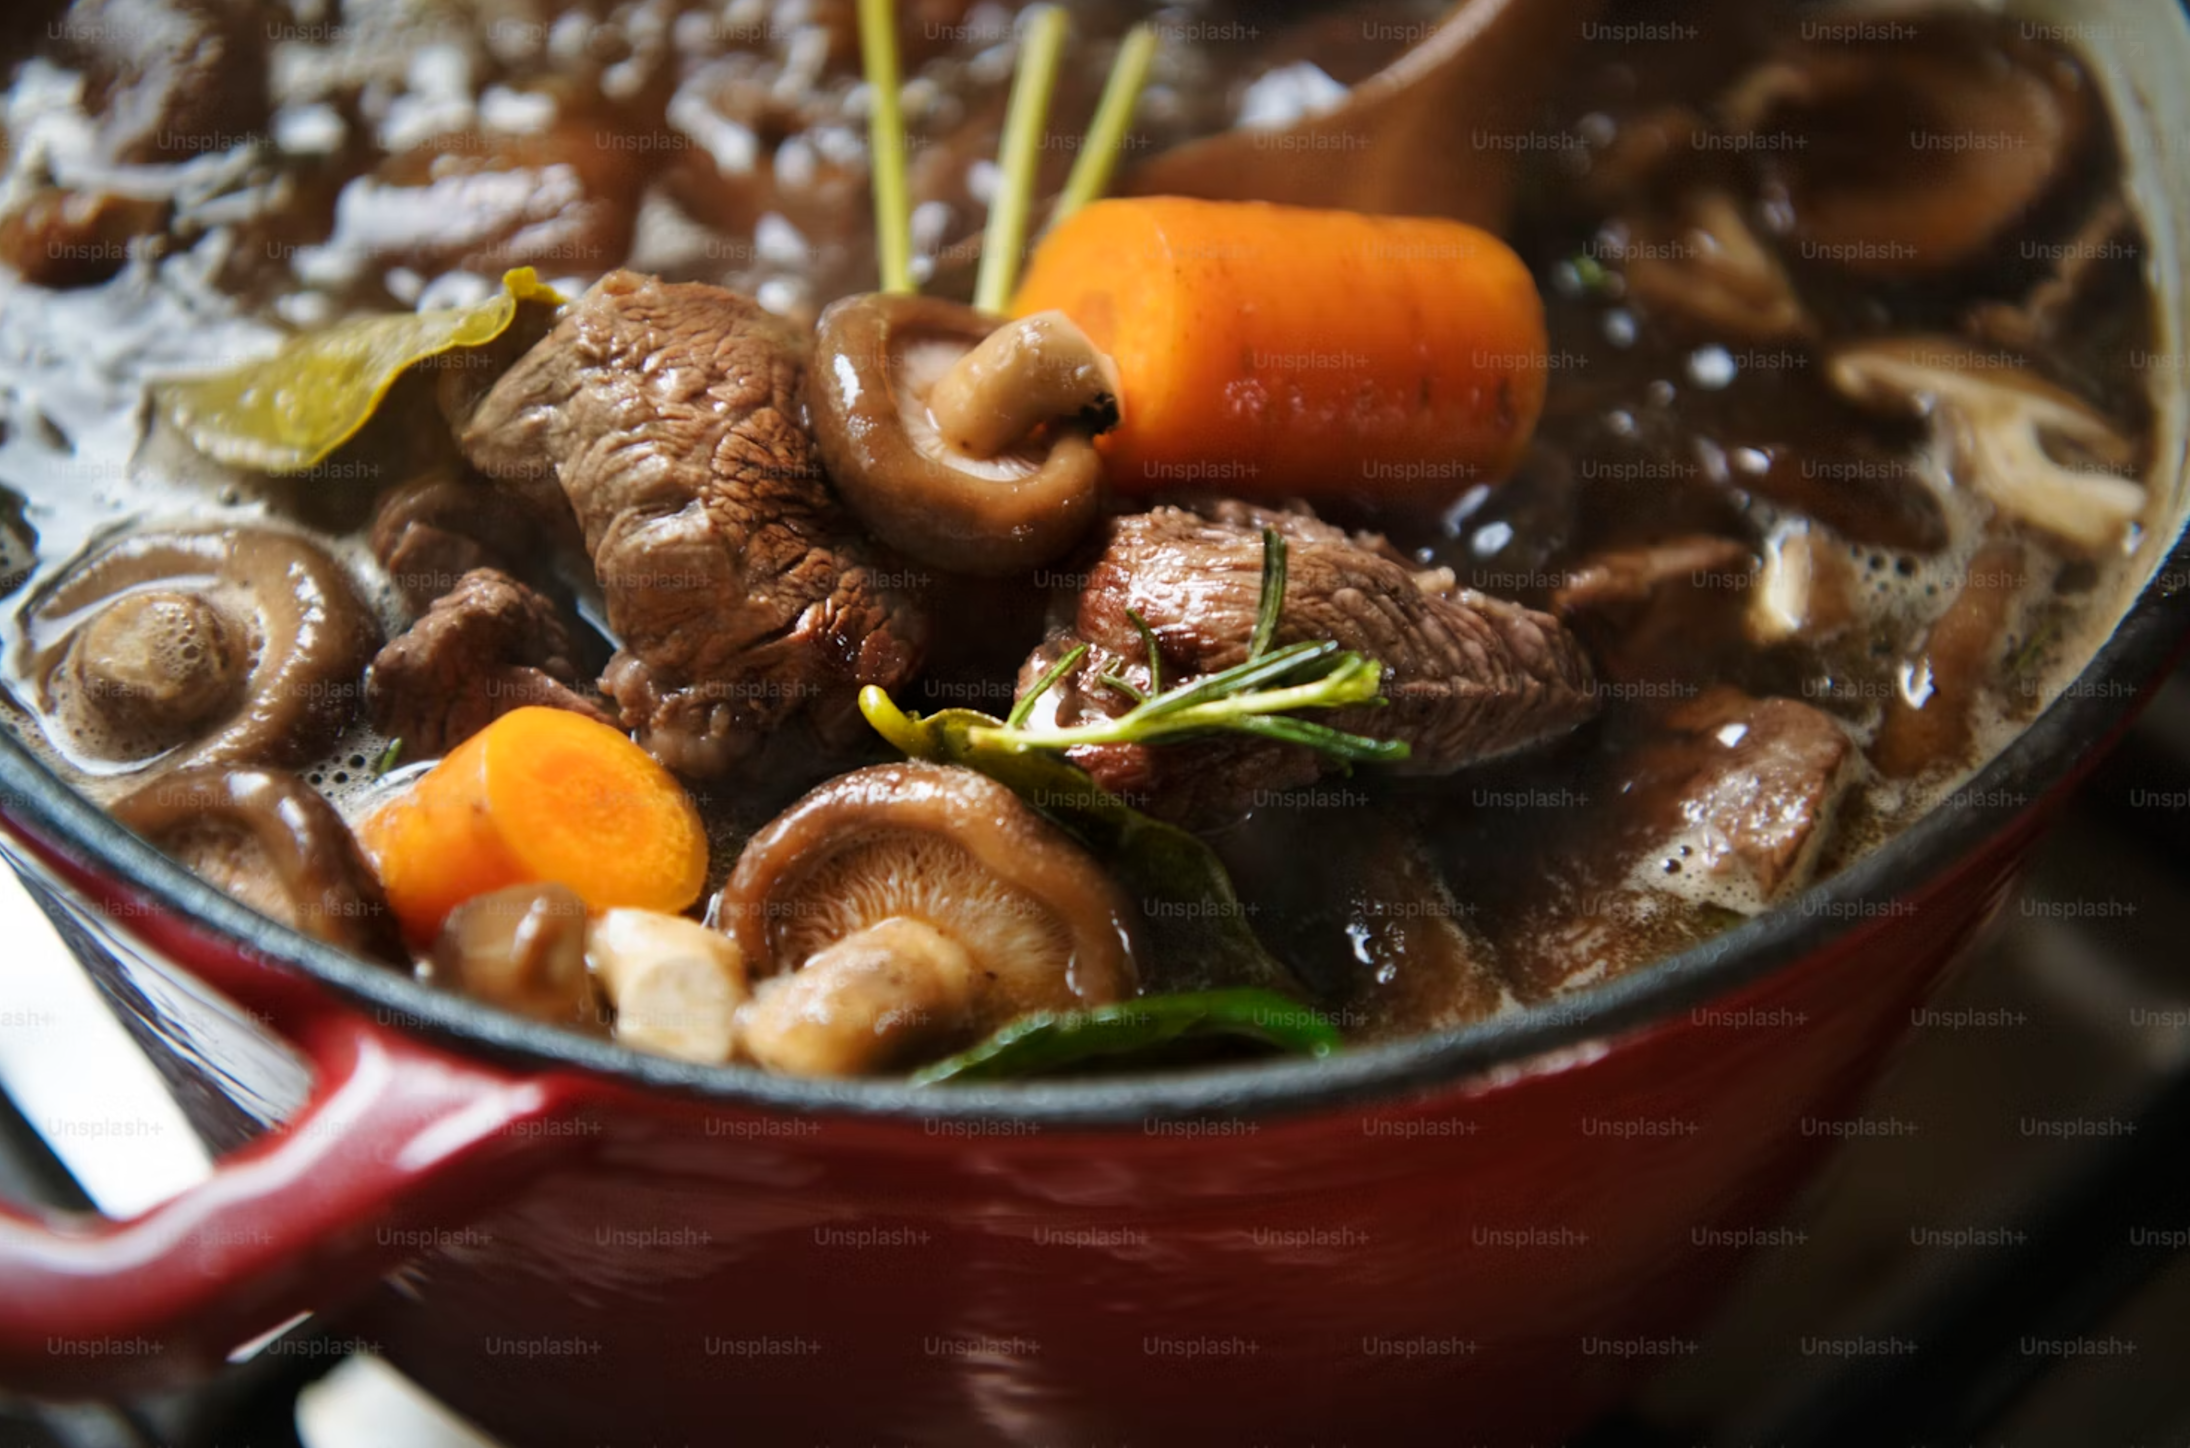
(0, 781), (2044, 1445)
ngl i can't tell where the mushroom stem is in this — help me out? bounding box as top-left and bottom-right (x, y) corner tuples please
(739, 917), (979, 1076)
(929, 311), (1121, 459)
(590, 908), (749, 1063)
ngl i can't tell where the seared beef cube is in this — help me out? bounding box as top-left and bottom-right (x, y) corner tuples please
(1624, 686), (1863, 909)
(1016, 504), (1597, 827)
(460, 271), (927, 775)
(367, 569), (613, 757)
(1552, 535), (1755, 683)
(370, 477), (567, 612)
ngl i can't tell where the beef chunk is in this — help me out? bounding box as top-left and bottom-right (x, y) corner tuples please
(1016, 504), (1596, 826)
(460, 271), (927, 775)
(1623, 686), (1863, 909)
(367, 569), (613, 757)
(1553, 534), (1755, 683)
(370, 476), (567, 612)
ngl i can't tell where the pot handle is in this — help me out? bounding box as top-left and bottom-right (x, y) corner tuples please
(0, 846), (600, 1397)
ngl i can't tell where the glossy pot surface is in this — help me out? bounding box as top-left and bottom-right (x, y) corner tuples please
(1, 2), (2188, 1444)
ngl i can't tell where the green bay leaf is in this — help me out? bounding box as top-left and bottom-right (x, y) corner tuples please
(911, 988), (1341, 1085)
(155, 268), (563, 474)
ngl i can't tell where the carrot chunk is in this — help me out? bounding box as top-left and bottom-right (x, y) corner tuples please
(1012, 197), (1548, 503)
(358, 707), (708, 946)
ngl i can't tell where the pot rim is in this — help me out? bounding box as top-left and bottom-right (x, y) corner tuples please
(4, 7), (2189, 1130)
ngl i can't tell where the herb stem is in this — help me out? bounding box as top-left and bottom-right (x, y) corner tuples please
(975, 4), (1070, 313)
(1247, 527), (1286, 661)
(1006, 642), (1088, 728)
(1051, 22), (1158, 229)
(857, 0), (914, 294)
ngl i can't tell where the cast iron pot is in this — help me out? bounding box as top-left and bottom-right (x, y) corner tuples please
(1, 2), (2187, 1442)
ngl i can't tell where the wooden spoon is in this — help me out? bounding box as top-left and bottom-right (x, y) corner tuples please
(1122, 0), (1605, 229)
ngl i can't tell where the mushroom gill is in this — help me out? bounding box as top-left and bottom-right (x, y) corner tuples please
(111, 766), (404, 963)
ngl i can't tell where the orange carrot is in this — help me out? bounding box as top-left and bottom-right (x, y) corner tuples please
(1012, 197), (1547, 503)
(357, 707), (708, 947)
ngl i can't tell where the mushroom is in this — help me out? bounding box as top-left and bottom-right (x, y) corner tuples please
(928, 311), (1122, 460)
(1872, 541), (2027, 779)
(1620, 190), (1809, 342)
(716, 761), (1138, 1076)
(110, 766), (404, 963)
(1827, 338), (2145, 557)
(737, 917), (979, 1078)
(1748, 518), (1858, 647)
(431, 882), (602, 1032)
(588, 908), (749, 1064)
(28, 529), (381, 776)
(806, 295), (1115, 576)
(1721, 22), (2089, 278)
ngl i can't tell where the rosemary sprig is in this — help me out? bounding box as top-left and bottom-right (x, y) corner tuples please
(971, 529), (1410, 763)
(1051, 22), (1158, 230)
(975, 4), (1071, 312)
(1247, 527), (1286, 661)
(1007, 642), (1089, 728)
(857, 0), (914, 294)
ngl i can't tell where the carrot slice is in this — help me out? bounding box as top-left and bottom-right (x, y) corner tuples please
(358, 707), (708, 946)
(1012, 197), (1548, 503)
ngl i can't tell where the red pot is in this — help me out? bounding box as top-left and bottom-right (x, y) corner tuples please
(0, 578), (2181, 1447)
(3, 5), (2188, 1442)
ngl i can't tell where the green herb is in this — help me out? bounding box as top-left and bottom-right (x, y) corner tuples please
(156, 269), (563, 473)
(974, 4), (1071, 313)
(2007, 611), (2063, 679)
(1569, 253), (1612, 295)
(1007, 642), (1089, 728)
(856, 0), (915, 294)
(967, 528), (1409, 764)
(1050, 22), (1158, 230)
(1246, 526), (1285, 661)
(371, 737), (404, 778)
(861, 687), (1302, 998)
(912, 988), (1340, 1084)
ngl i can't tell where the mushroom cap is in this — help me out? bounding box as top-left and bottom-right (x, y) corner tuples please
(110, 765), (405, 963)
(806, 294), (1105, 576)
(28, 528), (380, 779)
(717, 761), (1137, 1032)
(1725, 23), (2088, 278)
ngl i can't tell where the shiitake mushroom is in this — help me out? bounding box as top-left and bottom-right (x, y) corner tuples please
(111, 765), (404, 963)
(28, 528), (379, 777)
(715, 761), (1139, 1076)
(806, 295), (1116, 577)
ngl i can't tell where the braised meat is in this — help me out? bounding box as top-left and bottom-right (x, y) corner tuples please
(367, 569), (614, 757)
(460, 271), (928, 775)
(1623, 687), (1863, 907)
(1016, 504), (1597, 825)
(370, 477), (565, 612)
(1553, 535), (1755, 683)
